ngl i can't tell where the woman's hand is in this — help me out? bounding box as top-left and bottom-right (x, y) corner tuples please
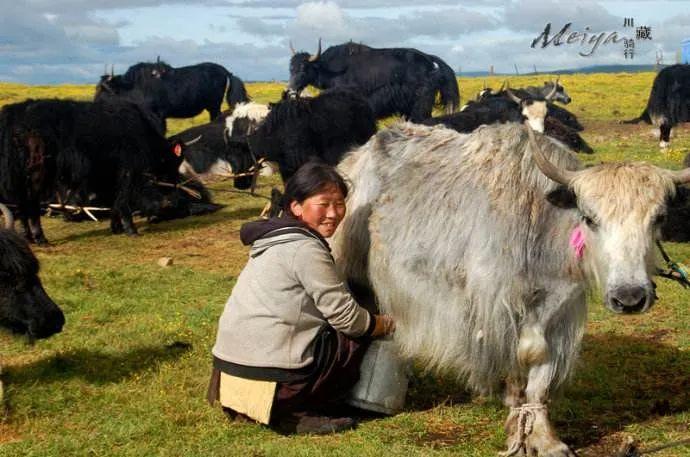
(371, 314), (396, 338)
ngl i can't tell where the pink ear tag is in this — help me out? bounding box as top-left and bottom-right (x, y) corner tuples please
(569, 225), (586, 260)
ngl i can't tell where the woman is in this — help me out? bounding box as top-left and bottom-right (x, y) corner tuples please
(209, 162), (395, 434)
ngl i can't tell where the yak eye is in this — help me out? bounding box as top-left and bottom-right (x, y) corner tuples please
(654, 213), (667, 225)
(582, 214), (598, 229)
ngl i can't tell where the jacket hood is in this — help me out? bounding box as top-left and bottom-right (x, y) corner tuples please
(240, 216), (331, 257)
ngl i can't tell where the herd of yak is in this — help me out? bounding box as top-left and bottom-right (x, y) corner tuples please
(1, 41), (690, 437)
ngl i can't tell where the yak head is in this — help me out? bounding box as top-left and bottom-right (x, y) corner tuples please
(505, 88), (553, 133)
(94, 74), (134, 101)
(287, 39), (322, 94)
(542, 78), (571, 104)
(0, 230), (64, 340)
(527, 123), (690, 314)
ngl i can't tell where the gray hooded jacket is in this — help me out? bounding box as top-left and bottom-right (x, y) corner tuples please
(212, 227), (372, 369)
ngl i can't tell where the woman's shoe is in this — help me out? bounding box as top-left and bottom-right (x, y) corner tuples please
(273, 412), (355, 435)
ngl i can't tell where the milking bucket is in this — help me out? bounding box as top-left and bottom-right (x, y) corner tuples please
(347, 337), (409, 415)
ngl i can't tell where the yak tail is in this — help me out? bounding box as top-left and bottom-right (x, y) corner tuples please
(430, 56), (460, 115)
(622, 108), (651, 124)
(226, 74), (250, 107)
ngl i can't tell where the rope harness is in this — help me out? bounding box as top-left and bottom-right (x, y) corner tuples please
(655, 240), (690, 288)
(499, 403), (547, 457)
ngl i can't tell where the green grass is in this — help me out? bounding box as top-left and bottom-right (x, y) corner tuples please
(1, 77), (689, 456)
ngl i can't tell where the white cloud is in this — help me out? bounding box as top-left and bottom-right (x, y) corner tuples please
(295, 2), (347, 36)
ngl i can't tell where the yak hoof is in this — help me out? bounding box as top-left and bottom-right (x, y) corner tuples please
(30, 234), (50, 246)
(660, 141), (670, 149)
(525, 433), (577, 457)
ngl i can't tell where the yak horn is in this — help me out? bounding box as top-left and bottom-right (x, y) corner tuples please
(545, 81), (558, 101)
(111, 64), (114, 77)
(184, 135), (202, 146)
(0, 203), (14, 229)
(100, 81), (114, 94)
(309, 38), (322, 62)
(497, 80), (506, 93)
(506, 87), (522, 104)
(525, 121), (577, 186)
(289, 40), (296, 56)
(669, 168), (690, 184)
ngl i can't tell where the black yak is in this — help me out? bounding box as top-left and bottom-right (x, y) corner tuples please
(624, 64), (690, 148)
(0, 99), (190, 242)
(95, 60), (249, 127)
(287, 40), (459, 122)
(0, 229), (64, 340)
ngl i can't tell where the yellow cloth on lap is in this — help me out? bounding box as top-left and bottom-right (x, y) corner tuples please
(219, 372), (277, 425)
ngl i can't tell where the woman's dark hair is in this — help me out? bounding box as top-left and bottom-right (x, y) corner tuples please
(283, 161), (349, 214)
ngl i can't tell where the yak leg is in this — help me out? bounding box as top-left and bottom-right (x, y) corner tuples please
(19, 201), (47, 245)
(110, 210), (124, 234)
(503, 349), (574, 457)
(520, 363), (575, 457)
(110, 207), (137, 236)
(112, 172), (138, 236)
(27, 201), (47, 245)
(659, 123), (671, 149)
(208, 102), (221, 121)
(18, 215), (32, 242)
(409, 84), (436, 123)
(504, 285), (584, 457)
(503, 377), (527, 456)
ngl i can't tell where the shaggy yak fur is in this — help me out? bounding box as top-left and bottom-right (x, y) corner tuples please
(246, 89), (377, 182)
(288, 41), (459, 121)
(0, 98), (203, 242)
(95, 60), (249, 126)
(332, 121), (686, 456)
(624, 64), (690, 148)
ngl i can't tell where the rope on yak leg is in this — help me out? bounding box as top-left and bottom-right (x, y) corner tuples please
(499, 403), (547, 457)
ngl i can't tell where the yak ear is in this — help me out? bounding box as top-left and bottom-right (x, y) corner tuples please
(546, 185), (577, 209)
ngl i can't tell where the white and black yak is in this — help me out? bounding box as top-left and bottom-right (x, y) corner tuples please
(246, 89), (377, 182)
(433, 86), (592, 153)
(332, 121), (689, 456)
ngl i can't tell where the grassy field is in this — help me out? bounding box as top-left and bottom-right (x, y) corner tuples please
(0, 75), (689, 456)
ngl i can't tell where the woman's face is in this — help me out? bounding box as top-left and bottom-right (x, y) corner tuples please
(290, 185), (346, 238)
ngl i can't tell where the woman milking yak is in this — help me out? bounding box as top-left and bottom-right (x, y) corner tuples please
(208, 162), (396, 434)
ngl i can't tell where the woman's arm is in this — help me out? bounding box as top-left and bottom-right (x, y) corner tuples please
(292, 240), (373, 337)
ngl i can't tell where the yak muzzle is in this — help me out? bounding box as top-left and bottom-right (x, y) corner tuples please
(606, 285), (654, 314)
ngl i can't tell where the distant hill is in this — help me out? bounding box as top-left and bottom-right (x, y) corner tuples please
(459, 64), (668, 77)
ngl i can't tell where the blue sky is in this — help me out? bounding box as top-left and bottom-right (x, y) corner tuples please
(1, 0), (688, 84)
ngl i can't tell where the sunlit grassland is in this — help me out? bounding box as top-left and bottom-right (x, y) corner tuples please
(0, 75), (688, 456)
